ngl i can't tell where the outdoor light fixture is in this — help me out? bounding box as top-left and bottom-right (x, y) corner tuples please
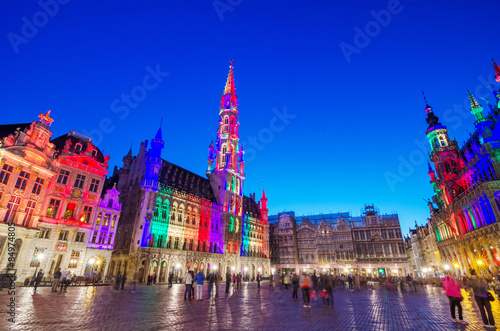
(422, 268), (428, 273)
(444, 265), (450, 270)
(37, 253), (44, 260)
(453, 263), (459, 268)
(232, 266), (235, 271)
(213, 265), (217, 270)
(89, 258), (95, 264)
(477, 260), (483, 265)
(176, 263), (180, 268)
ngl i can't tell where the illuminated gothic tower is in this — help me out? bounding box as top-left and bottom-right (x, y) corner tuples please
(425, 101), (463, 208)
(208, 61), (245, 251)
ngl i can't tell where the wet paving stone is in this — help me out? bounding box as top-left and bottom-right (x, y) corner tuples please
(1, 282), (499, 330)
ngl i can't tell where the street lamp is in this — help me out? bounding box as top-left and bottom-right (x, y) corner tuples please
(271, 268), (275, 275)
(453, 263), (460, 269)
(231, 266), (235, 272)
(444, 264), (450, 270)
(477, 260), (483, 265)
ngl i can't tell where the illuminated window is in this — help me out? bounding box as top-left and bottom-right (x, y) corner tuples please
(32, 177), (44, 195)
(57, 169), (70, 185)
(174, 237), (179, 250)
(68, 251), (80, 268)
(0, 164), (13, 184)
(4, 195), (21, 223)
(96, 213), (102, 225)
(80, 206), (93, 223)
(103, 214), (110, 226)
(15, 171), (30, 190)
(46, 199), (61, 218)
(74, 174), (86, 189)
(111, 215), (117, 227)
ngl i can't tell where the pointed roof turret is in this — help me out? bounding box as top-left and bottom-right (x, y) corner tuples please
(468, 90), (480, 110)
(154, 118), (163, 141)
(261, 188), (267, 200)
(223, 60), (236, 96)
(427, 162), (434, 174)
(493, 58), (500, 83)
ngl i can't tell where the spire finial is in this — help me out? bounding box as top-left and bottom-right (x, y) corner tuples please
(492, 58), (500, 82)
(224, 60), (236, 96)
(422, 90), (430, 108)
(468, 90), (480, 109)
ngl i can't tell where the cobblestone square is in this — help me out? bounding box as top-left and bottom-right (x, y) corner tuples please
(2, 282), (500, 331)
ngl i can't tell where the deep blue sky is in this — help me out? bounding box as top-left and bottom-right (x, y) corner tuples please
(2, 0), (500, 235)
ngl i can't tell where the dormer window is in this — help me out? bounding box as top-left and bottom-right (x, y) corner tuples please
(91, 150), (97, 157)
(75, 143), (83, 152)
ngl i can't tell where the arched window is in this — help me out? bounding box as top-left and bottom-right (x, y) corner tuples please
(108, 199), (114, 208)
(178, 205), (185, 223)
(222, 116), (229, 133)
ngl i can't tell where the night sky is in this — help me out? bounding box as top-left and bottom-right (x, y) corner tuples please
(2, 0), (500, 235)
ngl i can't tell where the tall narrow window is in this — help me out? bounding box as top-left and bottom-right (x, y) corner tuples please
(96, 212), (102, 225)
(46, 199), (61, 218)
(15, 171), (30, 190)
(4, 196), (21, 223)
(89, 178), (100, 193)
(111, 215), (117, 227)
(103, 214), (110, 226)
(57, 169), (70, 185)
(80, 206), (93, 223)
(0, 164), (13, 184)
(23, 201), (36, 226)
(32, 177), (44, 195)
(74, 174), (86, 189)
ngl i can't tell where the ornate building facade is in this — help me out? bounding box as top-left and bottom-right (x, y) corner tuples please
(425, 60), (500, 276)
(0, 112), (121, 280)
(110, 63), (270, 282)
(404, 219), (441, 277)
(270, 206), (409, 276)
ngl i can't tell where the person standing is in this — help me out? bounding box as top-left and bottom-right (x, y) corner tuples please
(52, 268), (61, 292)
(311, 273), (318, 293)
(406, 274), (416, 292)
(274, 273), (280, 291)
(347, 274), (354, 291)
(470, 269), (495, 328)
(194, 270), (205, 301)
(63, 272), (72, 292)
(355, 273), (361, 291)
(121, 272), (127, 290)
(226, 270), (231, 293)
(168, 272), (173, 288)
(256, 273), (261, 289)
(214, 270), (221, 299)
(443, 272), (467, 324)
(207, 271), (215, 300)
(34, 269), (44, 292)
(60, 270), (69, 292)
(184, 270), (193, 300)
(284, 274), (290, 291)
(190, 271), (195, 298)
(292, 273), (300, 299)
(300, 272), (312, 308)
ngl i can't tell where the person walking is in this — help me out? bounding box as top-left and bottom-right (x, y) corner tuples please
(184, 270), (193, 300)
(326, 274), (334, 307)
(274, 273), (280, 292)
(443, 272), (467, 324)
(284, 274), (291, 291)
(300, 272), (312, 308)
(121, 272), (127, 290)
(406, 274), (416, 292)
(256, 273), (261, 289)
(355, 273), (361, 291)
(194, 270), (205, 301)
(214, 270), (221, 299)
(237, 273), (242, 291)
(60, 270), (69, 292)
(34, 269), (44, 292)
(311, 273), (318, 293)
(292, 273), (300, 299)
(470, 269), (495, 328)
(226, 270), (231, 293)
(116, 273), (122, 290)
(52, 268), (61, 292)
(63, 272), (72, 292)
